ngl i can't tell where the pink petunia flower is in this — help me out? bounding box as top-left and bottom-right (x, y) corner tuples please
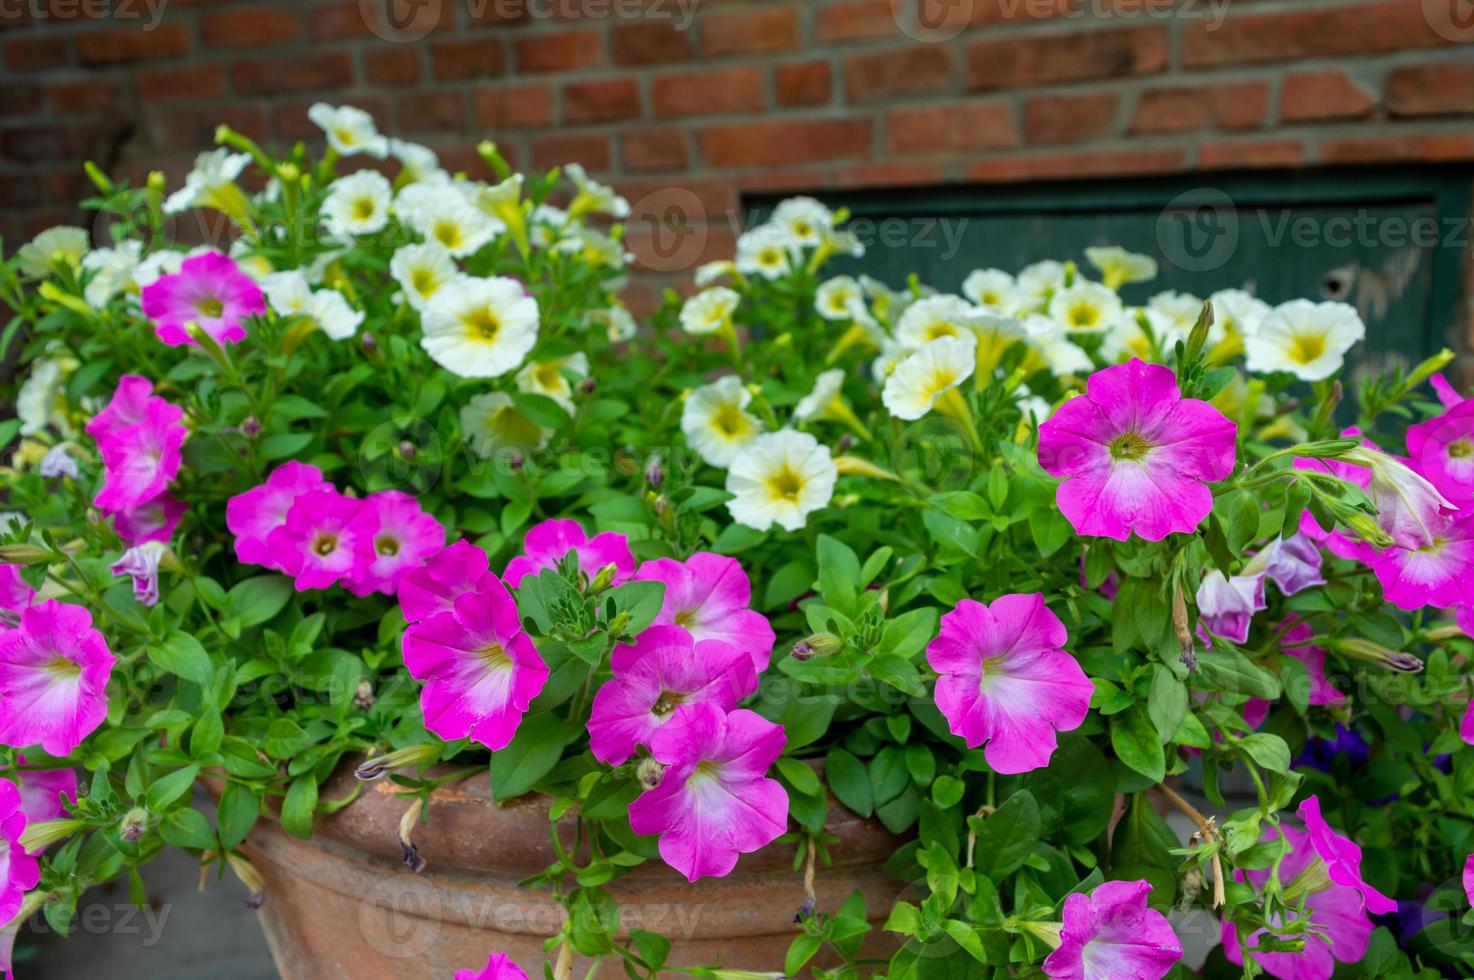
(1281, 618), (1344, 707)
(401, 577), (548, 750)
(1462, 701), (1474, 746)
(1407, 399), (1474, 507)
(226, 461), (333, 568)
(140, 250), (265, 347)
(13, 760), (77, 855)
(264, 488), (364, 591)
(1038, 359), (1237, 541)
(628, 702), (788, 882)
(1297, 795), (1396, 914)
(634, 552), (777, 672)
(0, 568), (34, 629)
(92, 397), (186, 513)
(1042, 879), (1181, 980)
(503, 519), (635, 589)
(455, 951), (527, 980)
(85, 375), (156, 443)
(0, 777), (41, 924)
(110, 492), (187, 546)
(1431, 374), (1466, 408)
(109, 541), (168, 607)
(343, 491), (445, 597)
(1464, 854), (1474, 907)
(1222, 822), (1375, 979)
(398, 539), (494, 624)
(0, 600), (115, 756)
(587, 626), (758, 766)
(926, 594), (1093, 774)
(1196, 570), (1266, 645)
(1369, 512), (1474, 611)
(1263, 534), (1325, 596)
(1343, 446), (1457, 551)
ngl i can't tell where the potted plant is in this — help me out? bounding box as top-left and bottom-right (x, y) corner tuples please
(2, 105), (1472, 979)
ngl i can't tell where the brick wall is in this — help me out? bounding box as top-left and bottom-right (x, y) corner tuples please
(2, 0), (1473, 311)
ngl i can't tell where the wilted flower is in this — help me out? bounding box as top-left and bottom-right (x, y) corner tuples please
(109, 541), (169, 607)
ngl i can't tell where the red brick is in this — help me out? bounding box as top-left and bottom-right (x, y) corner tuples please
(49, 81), (118, 114)
(0, 174), (44, 209)
(617, 176), (739, 222)
(621, 127), (689, 171)
(1199, 140), (1306, 169)
(137, 64), (226, 103)
(1318, 133), (1474, 165)
(231, 52), (353, 95)
(696, 118), (872, 168)
(0, 83), (42, 118)
(835, 163), (947, 188)
(4, 37), (67, 72)
(967, 25), (1167, 90)
(365, 49), (421, 86)
(395, 92), (466, 133)
(1280, 70), (1376, 123)
(1024, 92), (1118, 146)
(154, 103), (269, 150)
(309, 1), (453, 41)
(75, 25), (189, 65)
(775, 60), (831, 107)
(201, 9), (302, 48)
(1182, 1), (1450, 67)
(515, 31), (603, 73)
(1130, 82), (1270, 134)
(564, 78), (642, 123)
(612, 20), (694, 66)
(844, 45), (954, 103)
(966, 147), (1185, 183)
(1386, 64), (1474, 118)
(815, 0), (899, 42)
(0, 125), (72, 161)
(431, 38), (507, 80)
(885, 101), (1017, 155)
(530, 133), (612, 171)
(701, 6), (799, 57)
(652, 66), (764, 117)
(474, 84), (556, 129)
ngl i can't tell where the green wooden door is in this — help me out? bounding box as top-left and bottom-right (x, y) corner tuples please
(752, 170), (1471, 377)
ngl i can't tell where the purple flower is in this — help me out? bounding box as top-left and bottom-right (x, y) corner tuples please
(1042, 879), (1181, 979)
(140, 250), (264, 347)
(39, 444), (78, 480)
(110, 541), (167, 607)
(1196, 569), (1266, 644)
(1263, 534), (1326, 595)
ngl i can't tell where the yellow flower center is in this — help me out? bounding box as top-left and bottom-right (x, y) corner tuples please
(1287, 331), (1328, 366)
(464, 307), (502, 343)
(536, 363), (564, 389)
(333, 127), (359, 148)
(710, 403), (752, 439)
(433, 220), (464, 251)
(375, 534), (400, 558)
(651, 690), (685, 716)
(924, 322), (960, 341)
(352, 197), (377, 221)
(43, 656), (81, 680)
(765, 463), (806, 505)
(921, 367), (961, 403)
(1450, 439), (1474, 460)
(1067, 302), (1101, 329)
(312, 532), (338, 557)
(674, 608), (696, 628)
(1108, 431), (1153, 463)
(477, 642), (511, 672)
(411, 268), (437, 296)
(198, 296), (224, 318)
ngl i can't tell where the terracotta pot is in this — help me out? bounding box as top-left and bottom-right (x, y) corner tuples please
(238, 762), (907, 978)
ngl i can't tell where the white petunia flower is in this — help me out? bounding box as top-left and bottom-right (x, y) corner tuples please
(735, 226), (792, 280)
(461, 392), (549, 459)
(1047, 281), (1122, 335)
(725, 429), (837, 532)
(388, 139), (443, 184)
(308, 103), (389, 158)
(771, 197), (832, 248)
(554, 224), (631, 269)
(17, 226), (89, 278)
(1101, 308), (1173, 363)
(1015, 260), (1067, 307)
(793, 368), (870, 440)
(1209, 288), (1271, 340)
(1147, 290), (1207, 344)
(228, 239), (273, 281)
(81, 240), (143, 306)
(819, 225), (865, 260)
(466, 174), (525, 232)
(321, 170), (393, 240)
(962, 268), (1018, 313)
(404, 188), (499, 258)
(390, 242), (459, 312)
(260, 270), (363, 340)
(529, 204), (569, 250)
(564, 163), (628, 220)
(17, 357), (74, 436)
(871, 340), (914, 386)
(679, 287), (739, 336)
(694, 260), (737, 287)
(589, 304), (637, 343)
(1245, 299), (1365, 382)
(420, 275), (539, 378)
(682, 375), (762, 468)
(895, 295), (978, 347)
(882, 337), (977, 421)
(815, 276), (869, 322)
(163, 149), (251, 215)
(1023, 315), (1093, 377)
(516, 352), (590, 413)
(971, 311), (1031, 379)
(1084, 246), (1157, 289)
(130, 249), (185, 291)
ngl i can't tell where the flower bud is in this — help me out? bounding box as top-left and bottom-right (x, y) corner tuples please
(578, 377), (597, 396)
(398, 797), (426, 874)
(506, 451), (524, 472)
(361, 331), (379, 355)
(636, 758), (665, 791)
(590, 562), (619, 594)
(355, 743), (442, 782)
(1329, 637), (1423, 673)
(607, 610), (631, 636)
(397, 439), (417, 462)
(644, 454), (664, 490)
(353, 680), (375, 711)
(1338, 446), (1456, 549)
(0, 543), (53, 564)
(19, 818), (87, 853)
(240, 416), (262, 438)
(119, 807), (149, 842)
(226, 852), (266, 909)
(791, 632), (841, 660)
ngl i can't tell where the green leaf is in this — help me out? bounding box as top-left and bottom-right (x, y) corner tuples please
(490, 712), (567, 801)
(225, 575), (294, 627)
(606, 580), (665, 636)
(969, 790), (1040, 878)
(1110, 793), (1179, 909)
(1195, 648), (1282, 699)
(190, 709), (224, 757)
(785, 933), (823, 977)
(869, 746), (910, 809)
(144, 765), (200, 812)
(281, 774), (318, 839)
(816, 535), (861, 612)
(931, 775), (965, 809)
(160, 808), (217, 850)
(825, 748), (873, 817)
(1148, 665), (1188, 743)
(148, 631), (214, 686)
(1238, 732), (1292, 774)
(629, 929), (670, 972)
(216, 783), (261, 850)
(1022, 735), (1115, 846)
(1110, 705), (1165, 783)
(776, 757), (821, 797)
